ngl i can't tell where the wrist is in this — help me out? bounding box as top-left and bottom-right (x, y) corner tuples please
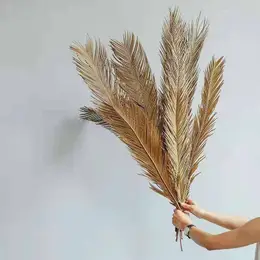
(184, 224), (196, 238)
(197, 209), (206, 219)
(182, 220), (193, 231)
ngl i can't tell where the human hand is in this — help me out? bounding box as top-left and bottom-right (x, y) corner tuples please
(181, 199), (205, 219)
(172, 209), (193, 231)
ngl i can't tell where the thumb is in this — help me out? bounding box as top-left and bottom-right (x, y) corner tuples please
(186, 198), (195, 205)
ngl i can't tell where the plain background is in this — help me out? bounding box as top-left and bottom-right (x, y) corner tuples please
(1, 0), (260, 259)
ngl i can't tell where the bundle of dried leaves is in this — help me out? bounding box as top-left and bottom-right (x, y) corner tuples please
(71, 7), (225, 250)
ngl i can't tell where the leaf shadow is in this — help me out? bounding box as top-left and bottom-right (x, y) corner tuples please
(50, 117), (86, 164)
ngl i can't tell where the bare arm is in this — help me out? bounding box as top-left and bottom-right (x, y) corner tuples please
(201, 210), (248, 230)
(189, 217), (260, 251)
(181, 199), (248, 230)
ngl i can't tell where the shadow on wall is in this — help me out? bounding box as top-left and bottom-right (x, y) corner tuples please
(42, 115), (150, 256)
(50, 117), (86, 164)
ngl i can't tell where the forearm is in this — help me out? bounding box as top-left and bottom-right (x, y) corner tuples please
(189, 227), (214, 250)
(202, 210), (248, 230)
(189, 218), (260, 251)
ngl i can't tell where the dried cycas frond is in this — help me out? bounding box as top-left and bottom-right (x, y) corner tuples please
(71, 39), (180, 207)
(189, 57), (225, 178)
(79, 106), (113, 132)
(110, 32), (158, 122)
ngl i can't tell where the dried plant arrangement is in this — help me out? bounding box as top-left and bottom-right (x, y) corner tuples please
(71, 7), (225, 250)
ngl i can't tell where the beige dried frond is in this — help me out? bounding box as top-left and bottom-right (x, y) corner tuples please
(159, 10), (208, 120)
(79, 106), (114, 133)
(189, 57), (225, 178)
(159, 9), (192, 203)
(158, 9), (208, 143)
(185, 15), (209, 107)
(158, 9), (211, 202)
(178, 16), (209, 200)
(110, 32), (158, 121)
(71, 40), (114, 105)
(97, 99), (179, 205)
(159, 8), (187, 137)
(71, 40), (179, 207)
(160, 8), (188, 86)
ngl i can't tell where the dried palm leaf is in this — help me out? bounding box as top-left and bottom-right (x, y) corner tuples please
(159, 9), (208, 150)
(110, 32), (158, 122)
(186, 14), (209, 106)
(158, 8), (187, 143)
(79, 106), (113, 132)
(71, 6), (225, 251)
(71, 40), (179, 206)
(159, 9), (192, 204)
(79, 106), (103, 122)
(189, 57), (225, 178)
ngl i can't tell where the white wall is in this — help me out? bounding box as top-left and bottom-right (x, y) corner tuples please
(1, 0), (260, 259)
